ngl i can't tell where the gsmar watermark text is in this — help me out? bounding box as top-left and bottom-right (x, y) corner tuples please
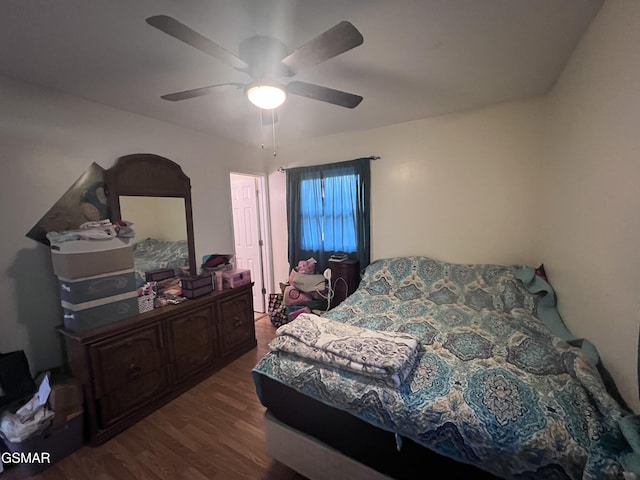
(1, 452), (51, 464)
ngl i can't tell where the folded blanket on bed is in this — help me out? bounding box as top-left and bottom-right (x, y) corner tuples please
(269, 313), (419, 388)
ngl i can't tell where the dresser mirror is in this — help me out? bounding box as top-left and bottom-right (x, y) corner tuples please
(119, 196), (187, 242)
(106, 154), (197, 278)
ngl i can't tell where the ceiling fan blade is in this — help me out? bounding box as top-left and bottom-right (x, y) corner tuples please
(146, 15), (248, 70)
(161, 82), (244, 102)
(287, 81), (362, 108)
(281, 21), (364, 75)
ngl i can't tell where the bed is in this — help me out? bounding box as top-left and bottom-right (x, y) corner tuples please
(253, 256), (633, 479)
(131, 237), (189, 286)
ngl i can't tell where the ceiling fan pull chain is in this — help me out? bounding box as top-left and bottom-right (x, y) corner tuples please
(272, 110), (277, 157)
(260, 109), (265, 150)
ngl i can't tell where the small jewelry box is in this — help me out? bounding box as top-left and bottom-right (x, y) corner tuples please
(145, 268), (175, 282)
(221, 269), (251, 289)
(181, 274), (213, 298)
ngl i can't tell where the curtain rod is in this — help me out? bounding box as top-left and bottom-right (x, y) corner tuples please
(277, 155), (380, 173)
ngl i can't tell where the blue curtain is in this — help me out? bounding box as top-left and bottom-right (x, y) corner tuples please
(286, 158), (370, 272)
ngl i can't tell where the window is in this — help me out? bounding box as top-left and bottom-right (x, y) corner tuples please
(286, 158), (370, 271)
(300, 174), (357, 252)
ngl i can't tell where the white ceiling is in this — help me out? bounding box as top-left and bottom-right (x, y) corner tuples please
(0, 0), (603, 146)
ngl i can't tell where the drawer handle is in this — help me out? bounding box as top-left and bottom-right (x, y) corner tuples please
(233, 317), (243, 328)
(127, 363), (141, 380)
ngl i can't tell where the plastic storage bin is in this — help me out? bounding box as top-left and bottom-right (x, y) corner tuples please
(50, 238), (133, 279)
(58, 269), (137, 304)
(62, 291), (139, 332)
(0, 413), (84, 476)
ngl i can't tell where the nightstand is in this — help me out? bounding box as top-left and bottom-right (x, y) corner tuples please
(329, 259), (360, 309)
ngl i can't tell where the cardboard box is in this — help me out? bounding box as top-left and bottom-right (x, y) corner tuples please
(50, 238), (133, 279)
(48, 378), (83, 427)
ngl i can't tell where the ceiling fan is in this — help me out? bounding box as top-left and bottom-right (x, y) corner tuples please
(146, 15), (364, 111)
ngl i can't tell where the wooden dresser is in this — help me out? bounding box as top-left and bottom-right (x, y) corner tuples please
(59, 284), (256, 445)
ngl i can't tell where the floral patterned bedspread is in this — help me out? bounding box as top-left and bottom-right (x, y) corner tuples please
(253, 256), (631, 479)
(132, 237), (188, 286)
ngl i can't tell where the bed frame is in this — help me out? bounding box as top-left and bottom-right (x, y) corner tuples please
(264, 412), (393, 480)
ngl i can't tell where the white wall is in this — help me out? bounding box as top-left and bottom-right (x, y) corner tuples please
(0, 75), (264, 373)
(268, 98), (544, 285)
(537, 0), (640, 412)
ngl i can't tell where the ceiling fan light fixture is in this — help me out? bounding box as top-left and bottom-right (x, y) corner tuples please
(246, 84), (286, 110)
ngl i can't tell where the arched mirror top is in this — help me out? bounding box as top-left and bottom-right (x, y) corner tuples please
(106, 153), (197, 278)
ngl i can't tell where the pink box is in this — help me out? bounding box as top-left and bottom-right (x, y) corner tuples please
(222, 269), (251, 289)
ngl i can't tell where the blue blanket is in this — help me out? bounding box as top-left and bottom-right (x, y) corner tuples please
(254, 256), (633, 479)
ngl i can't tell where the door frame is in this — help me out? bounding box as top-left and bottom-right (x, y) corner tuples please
(229, 171), (273, 313)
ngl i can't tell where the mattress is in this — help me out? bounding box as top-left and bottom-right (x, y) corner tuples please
(256, 373), (500, 479)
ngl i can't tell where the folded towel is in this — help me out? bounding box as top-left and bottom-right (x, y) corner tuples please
(269, 313), (419, 387)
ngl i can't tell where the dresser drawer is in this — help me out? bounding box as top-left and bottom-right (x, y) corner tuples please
(90, 324), (165, 397)
(97, 369), (167, 426)
(167, 306), (216, 380)
(219, 292), (255, 355)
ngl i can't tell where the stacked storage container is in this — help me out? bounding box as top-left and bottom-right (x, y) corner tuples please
(50, 238), (139, 332)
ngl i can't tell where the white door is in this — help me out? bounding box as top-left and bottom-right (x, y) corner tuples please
(230, 174), (265, 312)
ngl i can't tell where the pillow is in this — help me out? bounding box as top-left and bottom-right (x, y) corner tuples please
(283, 285), (315, 305)
(132, 237), (159, 253)
(292, 272), (326, 293)
(288, 269), (297, 284)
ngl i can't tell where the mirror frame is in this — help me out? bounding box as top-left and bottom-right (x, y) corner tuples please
(106, 153), (197, 277)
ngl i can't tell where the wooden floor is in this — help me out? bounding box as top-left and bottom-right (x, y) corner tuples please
(24, 314), (306, 480)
